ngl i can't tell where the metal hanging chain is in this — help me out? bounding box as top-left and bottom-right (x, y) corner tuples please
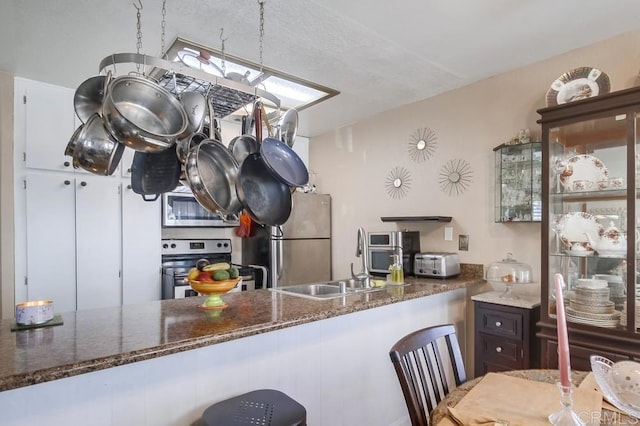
(133, 0), (143, 73)
(258, 0), (265, 80)
(160, 0), (167, 57)
(220, 28), (227, 77)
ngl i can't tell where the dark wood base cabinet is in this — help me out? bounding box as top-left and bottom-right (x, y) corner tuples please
(538, 323), (640, 371)
(474, 301), (541, 376)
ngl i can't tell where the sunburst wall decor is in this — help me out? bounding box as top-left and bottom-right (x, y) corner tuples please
(408, 127), (437, 163)
(439, 159), (473, 196)
(385, 166), (412, 199)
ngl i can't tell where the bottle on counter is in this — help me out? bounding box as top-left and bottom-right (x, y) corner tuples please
(389, 254), (404, 284)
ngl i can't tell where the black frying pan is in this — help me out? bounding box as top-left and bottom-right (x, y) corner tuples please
(237, 152), (291, 226)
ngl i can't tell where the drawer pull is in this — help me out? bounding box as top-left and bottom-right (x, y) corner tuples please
(495, 346), (503, 353)
(495, 321), (502, 327)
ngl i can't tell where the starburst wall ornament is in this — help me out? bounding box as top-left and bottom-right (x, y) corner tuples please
(439, 159), (473, 196)
(385, 166), (412, 199)
(408, 127), (437, 162)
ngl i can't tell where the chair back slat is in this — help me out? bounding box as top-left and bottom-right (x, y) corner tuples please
(389, 324), (467, 426)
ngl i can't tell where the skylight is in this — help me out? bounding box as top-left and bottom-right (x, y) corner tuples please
(164, 37), (338, 113)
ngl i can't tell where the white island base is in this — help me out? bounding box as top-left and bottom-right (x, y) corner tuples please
(0, 289), (467, 426)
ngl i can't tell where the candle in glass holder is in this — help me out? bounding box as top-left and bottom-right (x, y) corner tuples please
(554, 273), (571, 388)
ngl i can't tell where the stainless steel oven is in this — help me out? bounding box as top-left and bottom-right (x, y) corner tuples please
(368, 231), (421, 276)
(162, 186), (239, 227)
(161, 239), (265, 300)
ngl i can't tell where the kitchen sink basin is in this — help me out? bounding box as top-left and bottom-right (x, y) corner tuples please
(271, 279), (384, 300)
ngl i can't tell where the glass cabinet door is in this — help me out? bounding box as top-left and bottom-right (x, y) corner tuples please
(494, 142), (542, 222)
(547, 113), (636, 332)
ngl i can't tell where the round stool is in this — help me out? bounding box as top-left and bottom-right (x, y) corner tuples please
(201, 389), (307, 426)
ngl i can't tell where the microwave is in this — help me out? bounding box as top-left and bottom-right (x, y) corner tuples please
(161, 187), (239, 227)
(367, 231), (421, 276)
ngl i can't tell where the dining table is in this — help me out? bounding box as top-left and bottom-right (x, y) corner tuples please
(429, 369), (636, 425)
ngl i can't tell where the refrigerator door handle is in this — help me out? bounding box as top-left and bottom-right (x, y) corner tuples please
(277, 236), (284, 280)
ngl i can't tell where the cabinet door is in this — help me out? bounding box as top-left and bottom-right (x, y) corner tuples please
(75, 176), (122, 310)
(25, 173), (77, 312)
(122, 184), (161, 304)
(18, 78), (76, 172)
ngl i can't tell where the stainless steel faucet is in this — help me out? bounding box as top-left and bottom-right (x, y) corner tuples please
(350, 227), (371, 288)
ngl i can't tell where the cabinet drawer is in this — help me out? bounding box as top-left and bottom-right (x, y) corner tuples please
(477, 305), (523, 339)
(477, 332), (524, 369)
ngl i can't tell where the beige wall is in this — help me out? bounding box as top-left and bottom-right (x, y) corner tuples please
(0, 71), (14, 319)
(310, 30), (640, 290)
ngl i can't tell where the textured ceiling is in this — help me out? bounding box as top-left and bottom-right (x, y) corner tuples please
(1, 0), (640, 137)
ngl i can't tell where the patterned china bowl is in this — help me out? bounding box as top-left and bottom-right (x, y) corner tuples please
(590, 355), (640, 419)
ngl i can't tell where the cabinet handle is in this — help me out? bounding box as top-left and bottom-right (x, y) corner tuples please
(64, 180), (71, 186)
(63, 161), (70, 167)
(495, 321), (502, 327)
(127, 184), (132, 190)
(80, 181), (87, 187)
(127, 168), (132, 173)
(495, 346), (503, 353)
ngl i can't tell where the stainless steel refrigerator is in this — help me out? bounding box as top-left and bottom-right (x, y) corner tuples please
(242, 193), (331, 288)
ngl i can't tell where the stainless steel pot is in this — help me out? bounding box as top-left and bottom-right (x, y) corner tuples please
(102, 75), (188, 152)
(184, 140), (243, 217)
(176, 132), (207, 164)
(277, 108), (298, 148)
(73, 74), (108, 123)
(67, 113), (125, 176)
(179, 90), (206, 135)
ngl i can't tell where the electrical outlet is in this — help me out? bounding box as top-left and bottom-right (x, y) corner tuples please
(444, 226), (453, 241)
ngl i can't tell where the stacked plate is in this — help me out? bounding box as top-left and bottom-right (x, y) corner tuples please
(567, 283), (621, 328)
(594, 274), (626, 310)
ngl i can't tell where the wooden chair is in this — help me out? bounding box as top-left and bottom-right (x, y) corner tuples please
(389, 324), (467, 426)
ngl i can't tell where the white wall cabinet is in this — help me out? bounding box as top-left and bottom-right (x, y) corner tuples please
(24, 173), (77, 311)
(15, 77), (77, 172)
(14, 77), (161, 311)
(25, 173), (122, 312)
(122, 184), (161, 305)
(74, 176), (122, 310)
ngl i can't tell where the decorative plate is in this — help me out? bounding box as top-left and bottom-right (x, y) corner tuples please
(557, 211), (603, 247)
(559, 154), (608, 192)
(546, 67), (611, 107)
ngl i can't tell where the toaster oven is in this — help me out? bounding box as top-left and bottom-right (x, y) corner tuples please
(414, 252), (460, 278)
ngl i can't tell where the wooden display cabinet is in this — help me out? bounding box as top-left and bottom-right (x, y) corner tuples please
(537, 87), (640, 369)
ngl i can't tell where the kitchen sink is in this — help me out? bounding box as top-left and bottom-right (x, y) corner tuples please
(270, 279), (384, 300)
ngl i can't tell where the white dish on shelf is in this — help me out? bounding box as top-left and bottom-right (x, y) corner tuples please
(558, 211), (603, 247)
(559, 154), (608, 192)
(595, 249), (627, 257)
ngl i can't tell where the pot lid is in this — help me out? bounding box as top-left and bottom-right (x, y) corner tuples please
(486, 252), (533, 284)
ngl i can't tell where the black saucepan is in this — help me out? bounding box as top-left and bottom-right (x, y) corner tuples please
(237, 152), (292, 226)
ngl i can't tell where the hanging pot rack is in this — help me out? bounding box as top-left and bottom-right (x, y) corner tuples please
(98, 52), (281, 120)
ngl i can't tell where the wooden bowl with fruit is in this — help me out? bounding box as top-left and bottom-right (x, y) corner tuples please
(186, 260), (241, 310)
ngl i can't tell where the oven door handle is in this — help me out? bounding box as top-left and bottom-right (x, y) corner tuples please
(248, 264), (268, 289)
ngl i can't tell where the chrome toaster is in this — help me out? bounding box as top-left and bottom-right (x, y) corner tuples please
(414, 252), (460, 278)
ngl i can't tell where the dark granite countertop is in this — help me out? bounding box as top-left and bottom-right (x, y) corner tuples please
(0, 271), (483, 392)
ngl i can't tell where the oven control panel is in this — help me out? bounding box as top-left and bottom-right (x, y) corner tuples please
(161, 239), (231, 256)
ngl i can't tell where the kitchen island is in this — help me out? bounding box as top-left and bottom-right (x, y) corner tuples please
(1, 271), (483, 425)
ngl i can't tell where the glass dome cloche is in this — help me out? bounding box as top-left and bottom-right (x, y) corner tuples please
(486, 252), (533, 299)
